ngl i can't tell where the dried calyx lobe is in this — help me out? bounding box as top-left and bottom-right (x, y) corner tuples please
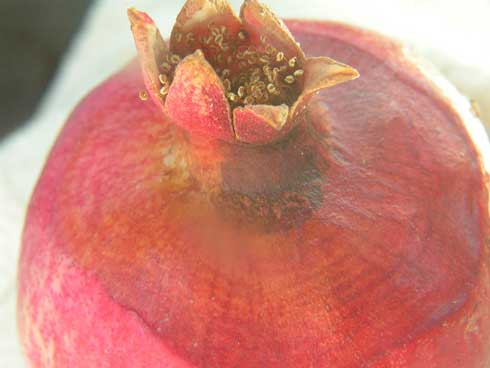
(128, 0), (359, 144)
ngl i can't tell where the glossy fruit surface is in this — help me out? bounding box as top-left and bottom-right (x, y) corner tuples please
(17, 19), (490, 368)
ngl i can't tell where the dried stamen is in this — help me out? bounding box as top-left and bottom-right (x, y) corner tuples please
(238, 30), (247, 41)
(222, 69), (231, 78)
(169, 54), (181, 64)
(237, 86), (246, 98)
(243, 96), (255, 105)
(223, 79), (232, 91)
(164, 15), (305, 108)
(160, 85), (169, 96)
(227, 92), (239, 102)
(293, 69), (304, 77)
(161, 62), (172, 72)
(186, 32), (195, 44)
(139, 90), (148, 101)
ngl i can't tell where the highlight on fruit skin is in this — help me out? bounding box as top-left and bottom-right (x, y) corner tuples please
(128, 0), (359, 144)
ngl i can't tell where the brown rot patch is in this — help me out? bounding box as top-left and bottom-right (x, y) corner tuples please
(215, 130), (325, 231)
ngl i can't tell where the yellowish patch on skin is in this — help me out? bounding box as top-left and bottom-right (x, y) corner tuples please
(20, 277), (57, 367)
(139, 118), (224, 195)
(463, 304), (481, 341)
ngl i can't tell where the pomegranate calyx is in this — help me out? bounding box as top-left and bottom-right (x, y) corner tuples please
(128, 0), (359, 144)
(233, 104), (289, 144)
(291, 57), (360, 120)
(165, 49), (234, 142)
(128, 8), (168, 110)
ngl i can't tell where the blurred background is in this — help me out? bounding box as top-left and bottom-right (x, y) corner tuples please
(0, 0), (489, 366)
(0, 0), (93, 140)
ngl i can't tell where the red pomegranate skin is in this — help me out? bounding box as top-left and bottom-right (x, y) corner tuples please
(17, 20), (490, 367)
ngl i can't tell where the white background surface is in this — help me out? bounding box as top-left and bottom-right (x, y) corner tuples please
(1, 0), (489, 366)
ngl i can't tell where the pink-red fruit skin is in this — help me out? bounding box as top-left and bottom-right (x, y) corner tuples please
(17, 21), (490, 367)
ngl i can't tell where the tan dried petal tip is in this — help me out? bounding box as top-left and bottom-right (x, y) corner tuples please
(128, 0), (359, 144)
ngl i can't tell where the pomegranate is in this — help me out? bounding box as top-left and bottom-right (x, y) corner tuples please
(17, 0), (490, 367)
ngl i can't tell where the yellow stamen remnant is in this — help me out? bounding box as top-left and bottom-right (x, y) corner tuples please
(237, 86), (246, 98)
(169, 54), (181, 64)
(185, 32), (195, 46)
(223, 79), (232, 91)
(227, 92), (239, 102)
(161, 62), (172, 72)
(139, 90), (148, 101)
(159, 74), (168, 85)
(165, 16), (307, 108)
(222, 69), (231, 78)
(238, 30), (247, 41)
(293, 69), (304, 77)
(160, 85), (169, 96)
(244, 96), (255, 105)
(158, 71), (171, 97)
(128, 2), (359, 144)
(218, 31), (304, 107)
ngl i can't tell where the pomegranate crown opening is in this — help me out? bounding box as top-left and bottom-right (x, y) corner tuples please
(128, 0), (359, 145)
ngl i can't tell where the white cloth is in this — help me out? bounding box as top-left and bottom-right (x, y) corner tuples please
(1, 0), (489, 366)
